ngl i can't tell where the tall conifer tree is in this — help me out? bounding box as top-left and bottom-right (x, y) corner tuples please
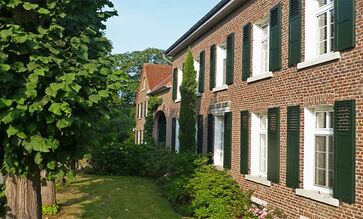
(179, 49), (197, 153)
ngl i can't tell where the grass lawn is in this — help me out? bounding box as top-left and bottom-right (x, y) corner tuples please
(49, 175), (180, 219)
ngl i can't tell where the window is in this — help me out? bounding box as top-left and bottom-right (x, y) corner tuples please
(176, 68), (183, 101)
(175, 119), (180, 152)
(213, 115), (225, 167)
(316, 0), (335, 55)
(303, 107), (334, 194)
(215, 44), (227, 88)
(314, 111), (334, 189)
(304, 0), (335, 61)
(252, 18), (270, 76)
(194, 59), (200, 92)
(251, 112), (268, 178)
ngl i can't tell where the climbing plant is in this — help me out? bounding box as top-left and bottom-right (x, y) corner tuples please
(144, 95), (162, 145)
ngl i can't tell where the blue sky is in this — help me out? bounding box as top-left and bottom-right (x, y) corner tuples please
(105, 0), (220, 54)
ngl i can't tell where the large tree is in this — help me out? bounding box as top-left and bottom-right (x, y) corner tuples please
(179, 49), (197, 153)
(0, 0), (125, 218)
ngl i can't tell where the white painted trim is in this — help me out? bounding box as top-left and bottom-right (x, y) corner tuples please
(296, 189), (339, 207)
(212, 84), (228, 93)
(251, 196), (267, 206)
(245, 175), (272, 187)
(247, 72), (273, 83)
(297, 52), (341, 70)
(300, 216), (311, 219)
(211, 107), (231, 116)
(175, 98), (181, 103)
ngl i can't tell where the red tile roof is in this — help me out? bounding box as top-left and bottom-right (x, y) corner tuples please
(143, 64), (172, 90)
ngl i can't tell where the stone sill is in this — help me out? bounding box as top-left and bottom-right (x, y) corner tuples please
(297, 52), (341, 70)
(245, 175), (271, 187)
(212, 85), (228, 93)
(247, 72), (273, 84)
(295, 189), (339, 207)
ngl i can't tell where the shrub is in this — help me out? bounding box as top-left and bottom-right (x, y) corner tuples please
(0, 185), (5, 215)
(164, 163), (252, 219)
(42, 204), (60, 216)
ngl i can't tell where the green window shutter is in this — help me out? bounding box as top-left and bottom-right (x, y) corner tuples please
(209, 45), (216, 90)
(226, 33), (235, 85)
(171, 118), (176, 151)
(224, 112), (232, 169)
(197, 115), (204, 154)
(269, 4), (282, 72)
(240, 111), (249, 174)
(288, 0), (301, 66)
(172, 68), (178, 101)
(286, 105), (300, 188)
(198, 51), (205, 93)
(335, 0), (355, 51)
(333, 100), (356, 203)
(207, 114), (214, 154)
(267, 107), (280, 183)
(242, 23), (251, 81)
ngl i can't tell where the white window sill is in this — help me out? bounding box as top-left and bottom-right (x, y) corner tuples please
(251, 196), (267, 206)
(212, 84), (228, 93)
(297, 52), (341, 70)
(295, 189), (339, 207)
(245, 175), (271, 187)
(175, 98), (181, 103)
(196, 92), (201, 97)
(247, 72), (273, 83)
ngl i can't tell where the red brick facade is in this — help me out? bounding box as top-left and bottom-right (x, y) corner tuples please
(160, 0), (363, 218)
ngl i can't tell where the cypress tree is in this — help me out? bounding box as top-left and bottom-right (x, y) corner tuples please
(179, 49), (197, 153)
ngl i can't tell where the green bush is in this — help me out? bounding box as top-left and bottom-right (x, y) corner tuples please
(164, 164), (252, 218)
(42, 204), (60, 216)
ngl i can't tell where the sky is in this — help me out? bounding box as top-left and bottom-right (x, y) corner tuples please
(105, 0), (220, 54)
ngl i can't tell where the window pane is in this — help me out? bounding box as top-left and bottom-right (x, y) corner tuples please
(316, 151), (326, 168)
(315, 169), (326, 186)
(316, 112), (326, 128)
(316, 136), (326, 151)
(259, 134), (267, 173)
(328, 112), (334, 128)
(261, 40), (268, 73)
(330, 10), (335, 52)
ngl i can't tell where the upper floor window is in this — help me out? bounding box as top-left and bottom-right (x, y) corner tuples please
(194, 59), (200, 92)
(252, 17), (270, 76)
(177, 68), (183, 101)
(305, 0), (335, 61)
(216, 44), (227, 88)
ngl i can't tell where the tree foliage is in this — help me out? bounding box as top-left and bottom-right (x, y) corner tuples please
(0, 0), (126, 177)
(113, 48), (170, 106)
(179, 49), (197, 153)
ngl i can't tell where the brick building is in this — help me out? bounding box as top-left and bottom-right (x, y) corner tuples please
(134, 64), (172, 145)
(142, 0), (363, 218)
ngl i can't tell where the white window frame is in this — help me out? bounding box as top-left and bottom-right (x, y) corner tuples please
(250, 112), (268, 178)
(299, 0), (340, 70)
(176, 68), (183, 101)
(214, 43), (227, 91)
(213, 115), (225, 168)
(252, 17), (271, 78)
(194, 59), (200, 93)
(304, 107), (334, 195)
(175, 119), (180, 153)
(316, 1), (335, 56)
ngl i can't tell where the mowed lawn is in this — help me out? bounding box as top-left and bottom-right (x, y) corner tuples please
(50, 175), (180, 219)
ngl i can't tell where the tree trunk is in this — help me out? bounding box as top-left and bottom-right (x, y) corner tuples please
(41, 177), (56, 205)
(5, 171), (42, 219)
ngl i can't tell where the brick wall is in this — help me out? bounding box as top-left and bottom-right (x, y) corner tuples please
(166, 0), (363, 218)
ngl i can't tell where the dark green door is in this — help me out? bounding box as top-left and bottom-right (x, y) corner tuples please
(158, 113), (166, 145)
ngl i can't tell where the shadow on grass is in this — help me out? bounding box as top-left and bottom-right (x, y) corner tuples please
(56, 175), (180, 219)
